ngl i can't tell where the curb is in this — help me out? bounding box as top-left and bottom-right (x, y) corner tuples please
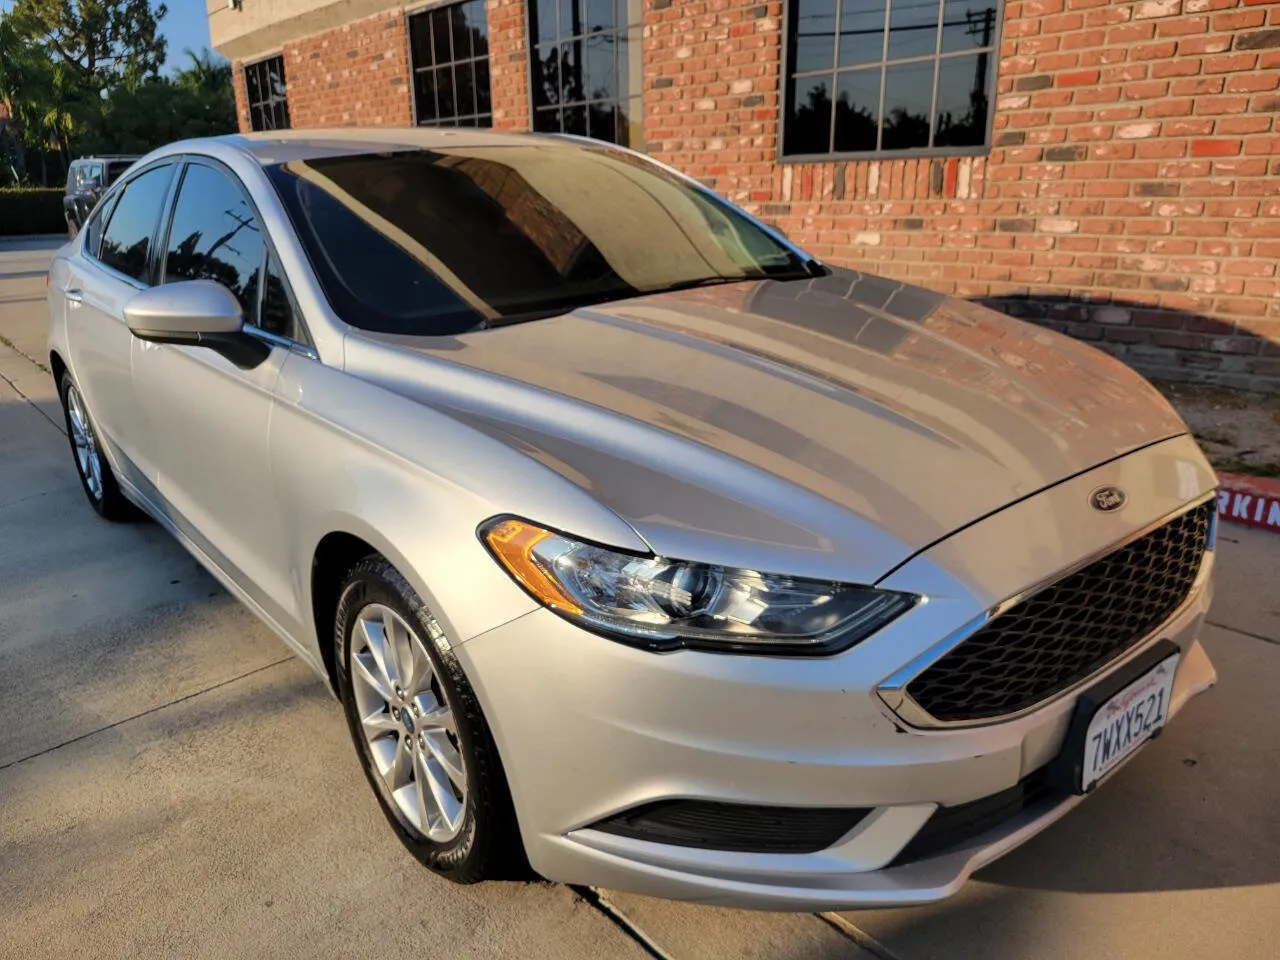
(1216, 473), (1280, 535)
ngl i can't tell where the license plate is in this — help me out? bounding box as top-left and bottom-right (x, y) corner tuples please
(1081, 653), (1179, 792)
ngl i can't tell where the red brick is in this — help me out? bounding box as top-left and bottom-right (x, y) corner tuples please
(1194, 95), (1251, 114)
(1144, 97), (1197, 117)
(1060, 69), (1102, 86)
(1158, 16), (1210, 36)
(1191, 139), (1244, 157)
(1177, 34), (1234, 54)
(1203, 53), (1260, 73)
(1225, 73), (1280, 92)
(1216, 116), (1274, 135)
(1170, 77), (1225, 95)
(1108, 23), (1157, 44)
(1150, 58), (1204, 77)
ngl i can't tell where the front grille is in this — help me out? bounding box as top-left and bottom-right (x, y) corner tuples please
(890, 767), (1061, 867)
(906, 501), (1213, 723)
(591, 799), (870, 854)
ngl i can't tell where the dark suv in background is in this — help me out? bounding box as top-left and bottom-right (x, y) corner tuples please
(63, 156), (139, 237)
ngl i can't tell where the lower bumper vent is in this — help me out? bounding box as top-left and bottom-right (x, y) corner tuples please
(591, 799), (871, 854)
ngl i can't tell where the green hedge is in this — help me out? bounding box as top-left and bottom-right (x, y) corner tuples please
(0, 188), (66, 237)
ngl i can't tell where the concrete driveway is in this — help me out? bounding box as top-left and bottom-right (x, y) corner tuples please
(2, 237), (1277, 959)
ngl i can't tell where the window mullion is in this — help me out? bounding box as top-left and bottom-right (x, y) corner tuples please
(876, 0), (891, 152)
(827, 0), (843, 154)
(928, 0), (944, 147)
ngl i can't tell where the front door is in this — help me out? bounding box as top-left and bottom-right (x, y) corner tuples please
(131, 160), (297, 626)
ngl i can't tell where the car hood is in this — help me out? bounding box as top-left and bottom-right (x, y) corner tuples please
(343, 269), (1186, 583)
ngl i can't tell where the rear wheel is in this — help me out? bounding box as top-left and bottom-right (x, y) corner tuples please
(334, 556), (525, 882)
(59, 372), (133, 521)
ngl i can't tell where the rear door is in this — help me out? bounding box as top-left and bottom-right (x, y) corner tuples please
(131, 158), (307, 627)
(64, 161), (176, 486)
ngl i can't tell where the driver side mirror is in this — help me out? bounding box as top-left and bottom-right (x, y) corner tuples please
(123, 280), (270, 368)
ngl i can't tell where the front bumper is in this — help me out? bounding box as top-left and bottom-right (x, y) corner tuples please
(455, 436), (1219, 910)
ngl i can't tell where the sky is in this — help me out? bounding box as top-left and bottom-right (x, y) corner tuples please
(158, 0), (218, 71)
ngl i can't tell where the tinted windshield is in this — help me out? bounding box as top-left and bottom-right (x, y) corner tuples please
(265, 144), (810, 335)
(69, 163), (103, 190)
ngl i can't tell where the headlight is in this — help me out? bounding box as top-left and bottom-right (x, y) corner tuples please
(481, 517), (917, 654)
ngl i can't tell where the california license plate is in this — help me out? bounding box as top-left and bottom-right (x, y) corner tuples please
(1081, 653), (1180, 792)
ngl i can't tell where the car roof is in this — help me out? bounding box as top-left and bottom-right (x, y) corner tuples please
(168, 128), (577, 167)
(73, 155), (142, 162)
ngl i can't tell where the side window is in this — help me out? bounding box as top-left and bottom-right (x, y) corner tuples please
(82, 191), (120, 259)
(163, 163), (264, 322)
(97, 164), (175, 283)
(260, 253), (300, 341)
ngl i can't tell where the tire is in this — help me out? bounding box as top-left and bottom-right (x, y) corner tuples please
(334, 556), (526, 883)
(59, 371), (134, 521)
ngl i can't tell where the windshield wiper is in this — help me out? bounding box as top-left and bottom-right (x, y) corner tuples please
(648, 268), (818, 295)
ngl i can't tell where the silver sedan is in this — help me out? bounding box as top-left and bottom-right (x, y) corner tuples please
(45, 129), (1218, 910)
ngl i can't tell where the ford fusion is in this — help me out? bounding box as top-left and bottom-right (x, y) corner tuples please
(45, 130), (1218, 909)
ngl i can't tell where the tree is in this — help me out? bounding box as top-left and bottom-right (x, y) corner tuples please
(0, 11), (66, 182)
(76, 49), (236, 156)
(12, 0), (168, 94)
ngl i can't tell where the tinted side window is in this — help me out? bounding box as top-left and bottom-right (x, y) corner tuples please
(260, 253), (300, 340)
(98, 165), (175, 283)
(163, 164), (264, 320)
(82, 191), (120, 259)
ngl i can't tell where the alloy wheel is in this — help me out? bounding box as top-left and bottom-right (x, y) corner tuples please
(66, 384), (103, 501)
(350, 602), (468, 842)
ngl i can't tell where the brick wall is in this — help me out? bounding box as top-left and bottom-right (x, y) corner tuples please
(644, 0), (1280, 390)
(487, 0), (532, 130)
(285, 13), (413, 126)
(232, 63), (249, 132)
(228, 0), (1280, 389)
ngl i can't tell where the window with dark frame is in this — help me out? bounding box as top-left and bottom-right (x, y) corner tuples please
(244, 55), (291, 132)
(409, 0), (493, 127)
(783, 0), (1000, 159)
(528, 0), (643, 147)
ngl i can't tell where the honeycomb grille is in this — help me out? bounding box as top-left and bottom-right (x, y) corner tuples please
(907, 502), (1214, 723)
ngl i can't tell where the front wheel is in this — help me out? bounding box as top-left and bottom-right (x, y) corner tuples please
(334, 556), (525, 882)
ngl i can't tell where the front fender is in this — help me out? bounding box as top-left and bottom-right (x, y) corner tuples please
(269, 352), (649, 666)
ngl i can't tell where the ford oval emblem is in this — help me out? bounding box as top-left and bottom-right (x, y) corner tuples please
(1090, 486), (1127, 512)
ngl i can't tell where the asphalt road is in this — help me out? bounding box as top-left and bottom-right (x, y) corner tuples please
(2, 237), (1277, 959)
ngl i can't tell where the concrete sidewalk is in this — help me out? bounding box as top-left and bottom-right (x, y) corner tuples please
(2, 237), (1277, 959)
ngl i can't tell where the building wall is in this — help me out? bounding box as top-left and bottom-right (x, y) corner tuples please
(218, 0), (1280, 390)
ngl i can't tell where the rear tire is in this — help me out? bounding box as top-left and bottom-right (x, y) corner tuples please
(59, 371), (133, 521)
(334, 556), (527, 883)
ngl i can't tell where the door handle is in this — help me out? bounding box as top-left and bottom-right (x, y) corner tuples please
(65, 288), (84, 304)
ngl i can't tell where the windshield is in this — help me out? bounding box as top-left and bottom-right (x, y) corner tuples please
(264, 144), (811, 335)
(70, 163), (104, 190)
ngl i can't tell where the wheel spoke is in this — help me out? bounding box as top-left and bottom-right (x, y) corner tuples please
(369, 735), (399, 778)
(385, 736), (413, 791)
(423, 731), (466, 790)
(411, 749), (434, 834)
(358, 613), (399, 691)
(352, 650), (391, 702)
(384, 611), (418, 692)
(413, 694), (456, 736)
(360, 709), (399, 737)
(419, 749), (464, 832)
(402, 637), (433, 697)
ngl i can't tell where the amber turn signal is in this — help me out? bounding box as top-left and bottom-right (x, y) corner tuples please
(483, 518), (584, 615)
